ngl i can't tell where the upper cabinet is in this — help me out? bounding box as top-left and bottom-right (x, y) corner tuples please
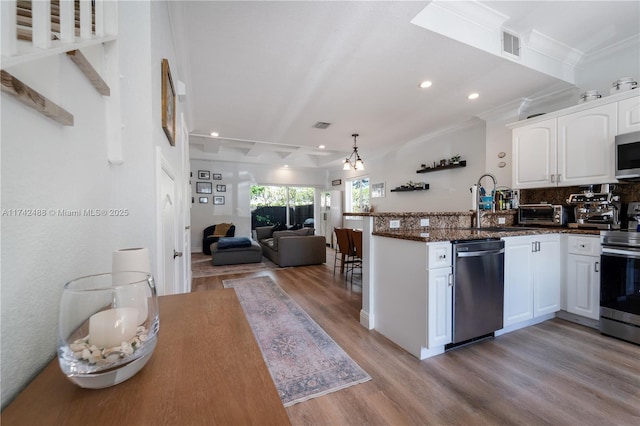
(511, 91), (638, 189)
(618, 96), (640, 134)
(557, 103), (616, 187)
(512, 119), (557, 188)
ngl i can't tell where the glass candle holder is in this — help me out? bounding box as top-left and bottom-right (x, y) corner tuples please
(58, 271), (159, 388)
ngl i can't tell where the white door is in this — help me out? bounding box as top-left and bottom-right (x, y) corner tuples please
(503, 236), (535, 326)
(159, 167), (177, 296)
(533, 235), (561, 317)
(181, 114), (191, 292)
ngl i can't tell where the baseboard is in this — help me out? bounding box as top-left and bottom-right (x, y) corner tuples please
(495, 313), (555, 336)
(360, 310), (374, 330)
(555, 310), (599, 330)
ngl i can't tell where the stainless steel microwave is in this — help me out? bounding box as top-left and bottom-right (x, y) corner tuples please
(615, 131), (640, 180)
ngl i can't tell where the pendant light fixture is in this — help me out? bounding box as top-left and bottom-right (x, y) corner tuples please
(343, 133), (365, 171)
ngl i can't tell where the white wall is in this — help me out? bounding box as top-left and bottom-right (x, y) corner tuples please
(330, 120), (488, 213)
(189, 160), (327, 252)
(0, 2), (188, 408)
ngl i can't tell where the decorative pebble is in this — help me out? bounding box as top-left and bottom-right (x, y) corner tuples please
(69, 325), (148, 366)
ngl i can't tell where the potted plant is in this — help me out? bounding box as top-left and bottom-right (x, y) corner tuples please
(450, 155), (461, 164)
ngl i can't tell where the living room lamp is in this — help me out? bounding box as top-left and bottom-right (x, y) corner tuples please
(343, 133), (365, 171)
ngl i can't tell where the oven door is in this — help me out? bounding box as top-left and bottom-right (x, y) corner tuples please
(600, 246), (640, 324)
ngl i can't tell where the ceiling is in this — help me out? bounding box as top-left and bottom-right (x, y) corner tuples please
(174, 1), (640, 169)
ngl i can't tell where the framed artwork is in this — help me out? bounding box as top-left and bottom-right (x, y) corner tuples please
(213, 196), (225, 205)
(371, 182), (386, 198)
(196, 182), (212, 194)
(161, 59), (176, 146)
(199, 197), (208, 204)
(216, 184), (226, 192)
(212, 173), (222, 180)
(331, 179), (342, 186)
(198, 170), (210, 180)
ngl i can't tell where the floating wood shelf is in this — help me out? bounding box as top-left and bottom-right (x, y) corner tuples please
(390, 185), (430, 192)
(417, 160), (467, 173)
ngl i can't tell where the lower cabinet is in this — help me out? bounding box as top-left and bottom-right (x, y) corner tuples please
(503, 234), (561, 327)
(565, 235), (601, 320)
(373, 237), (452, 359)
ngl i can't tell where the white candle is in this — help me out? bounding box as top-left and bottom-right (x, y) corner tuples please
(89, 307), (139, 348)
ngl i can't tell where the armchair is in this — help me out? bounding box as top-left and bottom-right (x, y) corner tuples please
(202, 223), (236, 255)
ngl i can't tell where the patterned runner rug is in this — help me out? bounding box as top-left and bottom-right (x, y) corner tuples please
(223, 276), (371, 406)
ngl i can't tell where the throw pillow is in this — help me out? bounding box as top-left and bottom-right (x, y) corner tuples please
(212, 223), (233, 237)
(272, 223), (288, 232)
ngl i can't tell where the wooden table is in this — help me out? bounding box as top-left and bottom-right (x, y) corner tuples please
(2, 289), (291, 426)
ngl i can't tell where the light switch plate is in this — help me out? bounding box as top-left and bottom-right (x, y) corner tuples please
(498, 217), (506, 224)
(390, 220), (400, 229)
(420, 218), (430, 227)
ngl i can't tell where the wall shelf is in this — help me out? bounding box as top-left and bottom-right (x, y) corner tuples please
(416, 160), (466, 173)
(390, 185), (430, 192)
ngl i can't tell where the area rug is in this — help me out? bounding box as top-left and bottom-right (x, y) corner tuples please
(191, 253), (280, 278)
(223, 276), (371, 406)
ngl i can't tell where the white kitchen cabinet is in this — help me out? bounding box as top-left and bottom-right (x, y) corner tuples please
(618, 95), (640, 134)
(373, 237), (451, 359)
(512, 118), (557, 189)
(565, 235), (601, 320)
(511, 96), (624, 189)
(503, 234), (561, 327)
(557, 103), (617, 186)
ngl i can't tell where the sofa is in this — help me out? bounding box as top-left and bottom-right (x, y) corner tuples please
(202, 223), (236, 255)
(255, 226), (326, 267)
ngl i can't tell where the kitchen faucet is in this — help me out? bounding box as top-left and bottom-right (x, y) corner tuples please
(476, 173), (497, 229)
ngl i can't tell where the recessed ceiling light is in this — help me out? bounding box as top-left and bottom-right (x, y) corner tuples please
(318, 145), (326, 149)
(210, 132), (219, 137)
(467, 93), (479, 100)
(283, 165), (289, 168)
(419, 81), (432, 88)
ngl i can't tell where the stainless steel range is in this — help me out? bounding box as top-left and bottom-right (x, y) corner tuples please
(600, 229), (640, 344)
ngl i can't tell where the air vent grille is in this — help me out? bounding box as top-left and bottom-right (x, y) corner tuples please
(502, 31), (520, 58)
(313, 122), (331, 129)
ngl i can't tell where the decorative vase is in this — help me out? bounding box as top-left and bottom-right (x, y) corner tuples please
(57, 271), (159, 388)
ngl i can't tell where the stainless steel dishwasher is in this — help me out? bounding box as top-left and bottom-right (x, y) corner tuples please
(450, 239), (505, 345)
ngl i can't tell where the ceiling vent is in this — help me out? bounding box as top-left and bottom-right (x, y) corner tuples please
(313, 121), (331, 129)
(502, 30), (520, 58)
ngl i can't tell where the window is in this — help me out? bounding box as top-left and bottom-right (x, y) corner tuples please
(250, 185), (316, 229)
(346, 177), (369, 213)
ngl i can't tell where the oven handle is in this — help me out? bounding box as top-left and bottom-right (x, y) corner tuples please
(602, 247), (640, 258)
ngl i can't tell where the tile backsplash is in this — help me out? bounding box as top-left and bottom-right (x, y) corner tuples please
(520, 182), (640, 206)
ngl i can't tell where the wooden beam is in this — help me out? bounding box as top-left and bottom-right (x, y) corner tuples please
(1, 70), (74, 126)
(66, 49), (110, 96)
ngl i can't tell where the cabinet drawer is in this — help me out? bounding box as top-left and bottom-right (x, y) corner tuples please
(567, 235), (600, 256)
(427, 242), (451, 269)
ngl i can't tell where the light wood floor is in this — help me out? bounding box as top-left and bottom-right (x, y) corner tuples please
(192, 249), (640, 426)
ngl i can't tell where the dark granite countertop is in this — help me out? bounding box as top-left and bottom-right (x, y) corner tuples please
(372, 227), (601, 243)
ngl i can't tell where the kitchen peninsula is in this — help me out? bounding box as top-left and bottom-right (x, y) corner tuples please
(364, 210), (599, 360)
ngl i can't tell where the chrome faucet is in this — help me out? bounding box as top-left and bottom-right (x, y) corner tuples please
(476, 173), (497, 229)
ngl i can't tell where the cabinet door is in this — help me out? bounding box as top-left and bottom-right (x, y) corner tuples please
(512, 119), (557, 189)
(533, 235), (561, 317)
(504, 236), (534, 326)
(566, 254), (600, 320)
(618, 95), (640, 134)
(557, 103), (617, 186)
(427, 267), (452, 348)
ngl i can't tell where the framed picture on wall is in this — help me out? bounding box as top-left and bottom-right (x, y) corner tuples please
(371, 182), (386, 198)
(196, 182), (212, 194)
(199, 197), (208, 203)
(161, 59), (176, 146)
(216, 184), (226, 192)
(198, 170), (210, 180)
(213, 196), (225, 205)
(212, 173), (222, 180)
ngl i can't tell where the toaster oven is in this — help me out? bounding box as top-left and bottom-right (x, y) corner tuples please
(518, 204), (566, 226)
